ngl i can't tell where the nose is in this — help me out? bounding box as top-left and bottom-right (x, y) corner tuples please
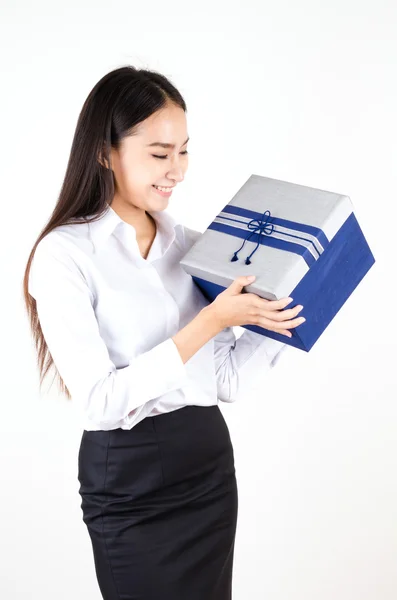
(166, 156), (186, 183)
(167, 167), (184, 183)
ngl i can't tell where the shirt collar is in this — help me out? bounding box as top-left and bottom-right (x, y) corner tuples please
(87, 203), (182, 255)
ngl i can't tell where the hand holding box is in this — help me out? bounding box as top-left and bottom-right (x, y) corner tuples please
(180, 174), (375, 352)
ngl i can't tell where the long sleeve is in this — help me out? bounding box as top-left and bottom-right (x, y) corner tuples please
(184, 226), (287, 403)
(214, 326), (287, 402)
(28, 238), (189, 428)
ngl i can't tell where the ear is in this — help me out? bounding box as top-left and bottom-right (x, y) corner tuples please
(97, 147), (110, 169)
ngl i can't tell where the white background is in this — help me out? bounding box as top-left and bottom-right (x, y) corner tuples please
(1, 0), (397, 598)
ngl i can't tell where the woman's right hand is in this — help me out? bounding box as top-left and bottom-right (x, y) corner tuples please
(207, 275), (306, 338)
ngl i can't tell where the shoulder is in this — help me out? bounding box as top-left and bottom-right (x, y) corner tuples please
(33, 219), (92, 263)
(180, 225), (203, 252)
(42, 219), (91, 251)
(29, 225), (91, 299)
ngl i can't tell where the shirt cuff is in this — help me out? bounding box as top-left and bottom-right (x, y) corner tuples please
(128, 337), (189, 395)
(260, 336), (288, 367)
(237, 329), (288, 368)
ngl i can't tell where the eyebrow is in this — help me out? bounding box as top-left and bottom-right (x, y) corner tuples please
(146, 136), (190, 148)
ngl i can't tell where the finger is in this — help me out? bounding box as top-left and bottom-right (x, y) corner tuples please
(276, 316), (306, 330)
(264, 305), (304, 322)
(258, 316), (306, 330)
(259, 297), (294, 311)
(277, 330), (293, 338)
(256, 324), (292, 338)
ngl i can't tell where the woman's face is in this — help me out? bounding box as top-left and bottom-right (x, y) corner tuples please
(107, 102), (189, 213)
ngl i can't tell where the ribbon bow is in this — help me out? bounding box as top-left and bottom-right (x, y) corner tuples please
(230, 210), (274, 265)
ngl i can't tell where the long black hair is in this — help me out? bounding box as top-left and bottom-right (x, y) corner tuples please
(22, 65), (187, 399)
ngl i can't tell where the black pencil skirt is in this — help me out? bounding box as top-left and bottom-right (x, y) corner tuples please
(77, 404), (238, 600)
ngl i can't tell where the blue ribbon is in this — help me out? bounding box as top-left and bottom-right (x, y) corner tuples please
(230, 210), (275, 265)
(208, 205), (328, 267)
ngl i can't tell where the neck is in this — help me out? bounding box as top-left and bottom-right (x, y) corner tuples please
(109, 199), (156, 240)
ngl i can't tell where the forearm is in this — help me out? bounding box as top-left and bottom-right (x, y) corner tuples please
(172, 306), (222, 364)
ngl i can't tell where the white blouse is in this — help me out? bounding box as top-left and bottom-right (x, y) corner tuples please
(28, 204), (287, 431)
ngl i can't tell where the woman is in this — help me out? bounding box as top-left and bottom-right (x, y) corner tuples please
(23, 66), (305, 600)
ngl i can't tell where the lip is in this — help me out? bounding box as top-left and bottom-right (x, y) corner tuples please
(152, 185), (174, 197)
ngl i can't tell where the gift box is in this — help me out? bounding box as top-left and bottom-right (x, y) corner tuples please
(180, 174), (375, 351)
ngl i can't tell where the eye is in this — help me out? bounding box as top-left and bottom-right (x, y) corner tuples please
(152, 151), (189, 160)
